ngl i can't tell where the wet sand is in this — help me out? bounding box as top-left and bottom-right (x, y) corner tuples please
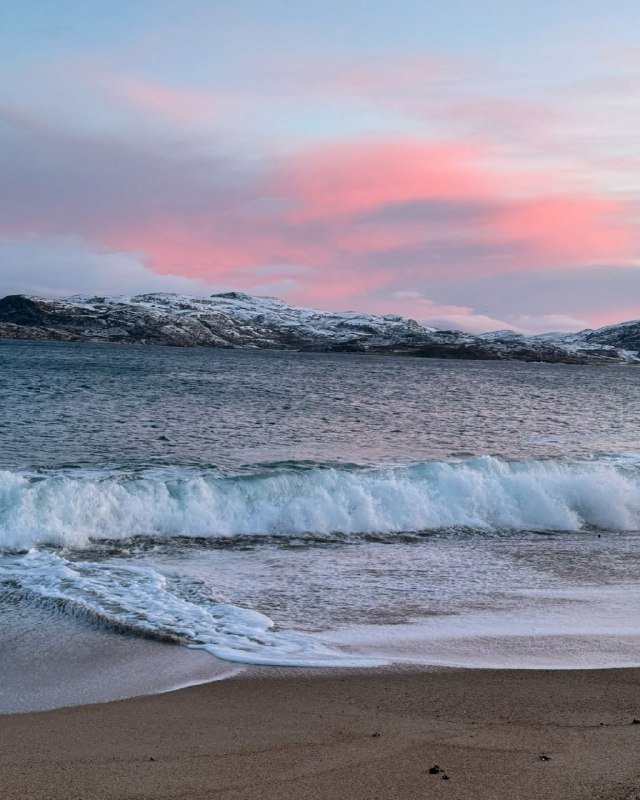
(0, 602), (240, 714)
(2, 666), (640, 800)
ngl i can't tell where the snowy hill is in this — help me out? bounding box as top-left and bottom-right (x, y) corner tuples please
(0, 292), (434, 351)
(0, 291), (638, 365)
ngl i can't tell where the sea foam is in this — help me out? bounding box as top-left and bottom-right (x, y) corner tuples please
(1, 456), (639, 550)
(0, 550), (379, 667)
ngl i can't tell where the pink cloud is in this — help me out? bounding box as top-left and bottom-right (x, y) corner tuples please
(93, 70), (229, 125)
(582, 306), (640, 327)
(97, 137), (637, 306)
(276, 140), (495, 222)
(1, 94), (637, 320)
(496, 195), (635, 264)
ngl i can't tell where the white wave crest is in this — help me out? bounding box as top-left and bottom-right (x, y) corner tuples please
(1, 457), (639, 550)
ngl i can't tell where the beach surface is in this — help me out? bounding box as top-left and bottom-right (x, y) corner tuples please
(2, 667), (640, 800)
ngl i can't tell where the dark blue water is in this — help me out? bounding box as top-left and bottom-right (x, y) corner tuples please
(1, 340), (639, 470)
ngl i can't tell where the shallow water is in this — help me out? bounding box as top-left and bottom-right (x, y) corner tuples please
(2, 342), (640, 711)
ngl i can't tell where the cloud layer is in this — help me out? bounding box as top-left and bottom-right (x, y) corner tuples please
(1, 24), (639, 332)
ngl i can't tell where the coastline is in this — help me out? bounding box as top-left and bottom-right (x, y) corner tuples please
(3, 665), (640, 799)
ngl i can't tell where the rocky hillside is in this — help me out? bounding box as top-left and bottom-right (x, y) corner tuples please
(0, 291), (638, 365)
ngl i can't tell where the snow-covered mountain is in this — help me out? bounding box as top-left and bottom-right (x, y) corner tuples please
(0, 291), (638, 365)
(0, 292), (434, 351)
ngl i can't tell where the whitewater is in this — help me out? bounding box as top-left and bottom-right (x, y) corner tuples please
(3, 341), (640, 712)
(2, 456), (640, 549)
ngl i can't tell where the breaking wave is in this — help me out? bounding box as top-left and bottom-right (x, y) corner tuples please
(1, 456), (640, 550)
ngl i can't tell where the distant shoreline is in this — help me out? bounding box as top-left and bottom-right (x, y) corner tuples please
(1, 292), (637, 365)
(0, 332), (636, 367)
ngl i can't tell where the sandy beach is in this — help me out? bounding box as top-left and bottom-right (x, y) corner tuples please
(2, 666), (640, 800)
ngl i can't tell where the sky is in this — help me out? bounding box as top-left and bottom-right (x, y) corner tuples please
(1, 1), (639, 333)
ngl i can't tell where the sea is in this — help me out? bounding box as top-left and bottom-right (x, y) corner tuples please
(2, 340), (640, 713)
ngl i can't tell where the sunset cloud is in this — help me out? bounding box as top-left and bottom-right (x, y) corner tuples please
(1, 99), (637, 329)
(93, 71), (230, 125)
(0, 13), (639, 331)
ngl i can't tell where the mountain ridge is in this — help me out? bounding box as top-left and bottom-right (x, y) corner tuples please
(0, 291), (637, 365)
